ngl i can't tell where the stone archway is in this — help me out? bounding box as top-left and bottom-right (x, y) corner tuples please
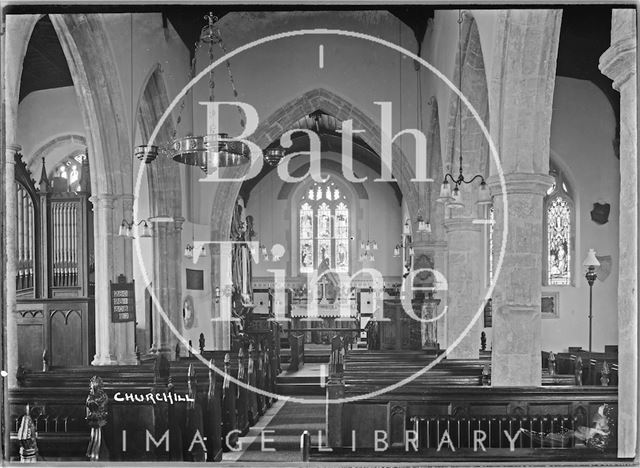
(209, 88), (420, 242)
(136, 64), (183, 359)
(207, 88), (421, 347)
(442, 13), (491, 359)
(444, 12), (490, 215)
(50, 13), (137, 365)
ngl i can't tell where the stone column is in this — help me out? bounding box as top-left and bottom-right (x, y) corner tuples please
(410, 239), (447, 349)
(90, 194), (118, 365)
(443, 218), (483, 359)
(488, 174), (553, 386)
(599, 8), (637, 458)
(90, 194), (137, 365)
(152, 217), (184, 360)
(5, 144), (21, 386)
(486, 10), (562, 386)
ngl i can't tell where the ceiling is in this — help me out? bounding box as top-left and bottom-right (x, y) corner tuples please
(15, 5), (618, 153)
(238, 110), (402, 204)
(19, 15), (73, 102)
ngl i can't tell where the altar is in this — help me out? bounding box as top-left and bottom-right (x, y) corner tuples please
(290, 301), (358, 344)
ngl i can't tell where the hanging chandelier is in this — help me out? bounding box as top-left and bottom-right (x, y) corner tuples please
(416, 211), (431, 233)
(134, 12), (250, 172)
(264, 146), (286, 167)
(437, 10), (491, 208)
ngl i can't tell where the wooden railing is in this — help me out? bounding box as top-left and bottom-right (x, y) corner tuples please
(288, 334), (305, 372)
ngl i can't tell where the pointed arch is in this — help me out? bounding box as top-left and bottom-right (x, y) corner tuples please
(136, 63), (181, 217)
(209, 87), (420, 242)
(444, 13), (490, 209)
(49, 13), (131, 196)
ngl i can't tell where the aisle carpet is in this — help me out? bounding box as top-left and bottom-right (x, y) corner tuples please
(236, 400), (325, 462)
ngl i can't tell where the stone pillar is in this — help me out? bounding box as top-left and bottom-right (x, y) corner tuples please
(443, 218), (483, 359)
(5, 144), (21, 386)
(90, 194), (137, 365)
(90, 194), (117, 365)
(488, 174), (553, 386)
(411, 239), (447, 349)
(152, 217), (184, 360)
(599, 8), (637, 458)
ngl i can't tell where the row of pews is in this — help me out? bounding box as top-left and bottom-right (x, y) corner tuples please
(318, 338), (618, 461)
(9, 344), (279, 462)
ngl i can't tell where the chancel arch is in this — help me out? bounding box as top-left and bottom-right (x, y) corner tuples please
(209, 88), (420, 244)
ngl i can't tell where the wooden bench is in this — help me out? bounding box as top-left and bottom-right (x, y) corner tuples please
(324, 383), (618, 459)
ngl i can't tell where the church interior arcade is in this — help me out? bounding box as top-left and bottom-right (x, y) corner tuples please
(2, 4), (637, 464)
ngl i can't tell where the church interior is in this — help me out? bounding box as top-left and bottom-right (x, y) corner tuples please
(1, 4), (637, 464)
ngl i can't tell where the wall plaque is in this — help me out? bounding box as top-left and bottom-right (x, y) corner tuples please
(110, 278), (135, 323)
(186, 268), (204, 290)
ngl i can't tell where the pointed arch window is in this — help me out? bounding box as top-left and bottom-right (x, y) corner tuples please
(299, 181), (350, 273)
(53, 153), (87, 192)
(544, 164), (575, 286)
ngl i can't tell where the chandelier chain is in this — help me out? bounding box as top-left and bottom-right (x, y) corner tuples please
(217, 40), (246, 128)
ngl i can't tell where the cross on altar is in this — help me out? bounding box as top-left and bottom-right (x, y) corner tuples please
(318, 277), (328, 304)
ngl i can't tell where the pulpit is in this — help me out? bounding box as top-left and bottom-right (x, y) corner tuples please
(378, 300), (422, 350)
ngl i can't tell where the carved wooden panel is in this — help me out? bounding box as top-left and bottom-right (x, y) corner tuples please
(389, 403), (407, 447)
(17, 323), (44, 371)
(15, 299), (94, 369)
(50, 309), (83, 367)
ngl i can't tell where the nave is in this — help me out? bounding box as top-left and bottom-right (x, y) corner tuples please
(3, 4), (637, 465)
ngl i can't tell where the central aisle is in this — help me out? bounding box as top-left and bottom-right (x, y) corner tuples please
(233, 400), (325, 462)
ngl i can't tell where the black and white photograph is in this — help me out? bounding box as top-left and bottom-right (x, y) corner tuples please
(1, 1), (638, 466)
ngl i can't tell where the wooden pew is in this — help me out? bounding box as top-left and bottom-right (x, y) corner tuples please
(9, 355), (224, 462)
(288, 334), (305, 372)
(323, 383), (617, 459)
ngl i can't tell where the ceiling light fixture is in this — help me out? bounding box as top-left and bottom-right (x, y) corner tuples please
(134, 12), (250, 172)
(437, 10), (491, 208)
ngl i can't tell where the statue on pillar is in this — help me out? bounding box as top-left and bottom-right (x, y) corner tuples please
(421, 292), (440, 350)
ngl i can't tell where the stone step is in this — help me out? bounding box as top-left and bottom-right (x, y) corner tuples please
(276, 382), (325, 396)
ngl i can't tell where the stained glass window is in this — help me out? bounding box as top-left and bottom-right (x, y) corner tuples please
(53, 153), (87, 192)
(300, 202), (314, 272)
(545, 165), (573, 286)
(547, 197), (571, 285)
(335, 202), (349, 271)
(299, 181), (350, 273)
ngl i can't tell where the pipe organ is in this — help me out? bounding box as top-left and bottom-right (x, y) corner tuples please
(15, 182), (35, 292)
(51, 201), (81, 288)
(14, 152), (95, 369)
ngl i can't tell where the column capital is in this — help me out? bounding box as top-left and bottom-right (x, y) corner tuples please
(599, 36), (636, 91)
(89, 193), (117, 209)
(173, 216), (186, 231)
(411, 240), (448, 251)
(6, 143), (22, 154)
(443, 217), (481, 233)
(487, 172), (554, 197)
